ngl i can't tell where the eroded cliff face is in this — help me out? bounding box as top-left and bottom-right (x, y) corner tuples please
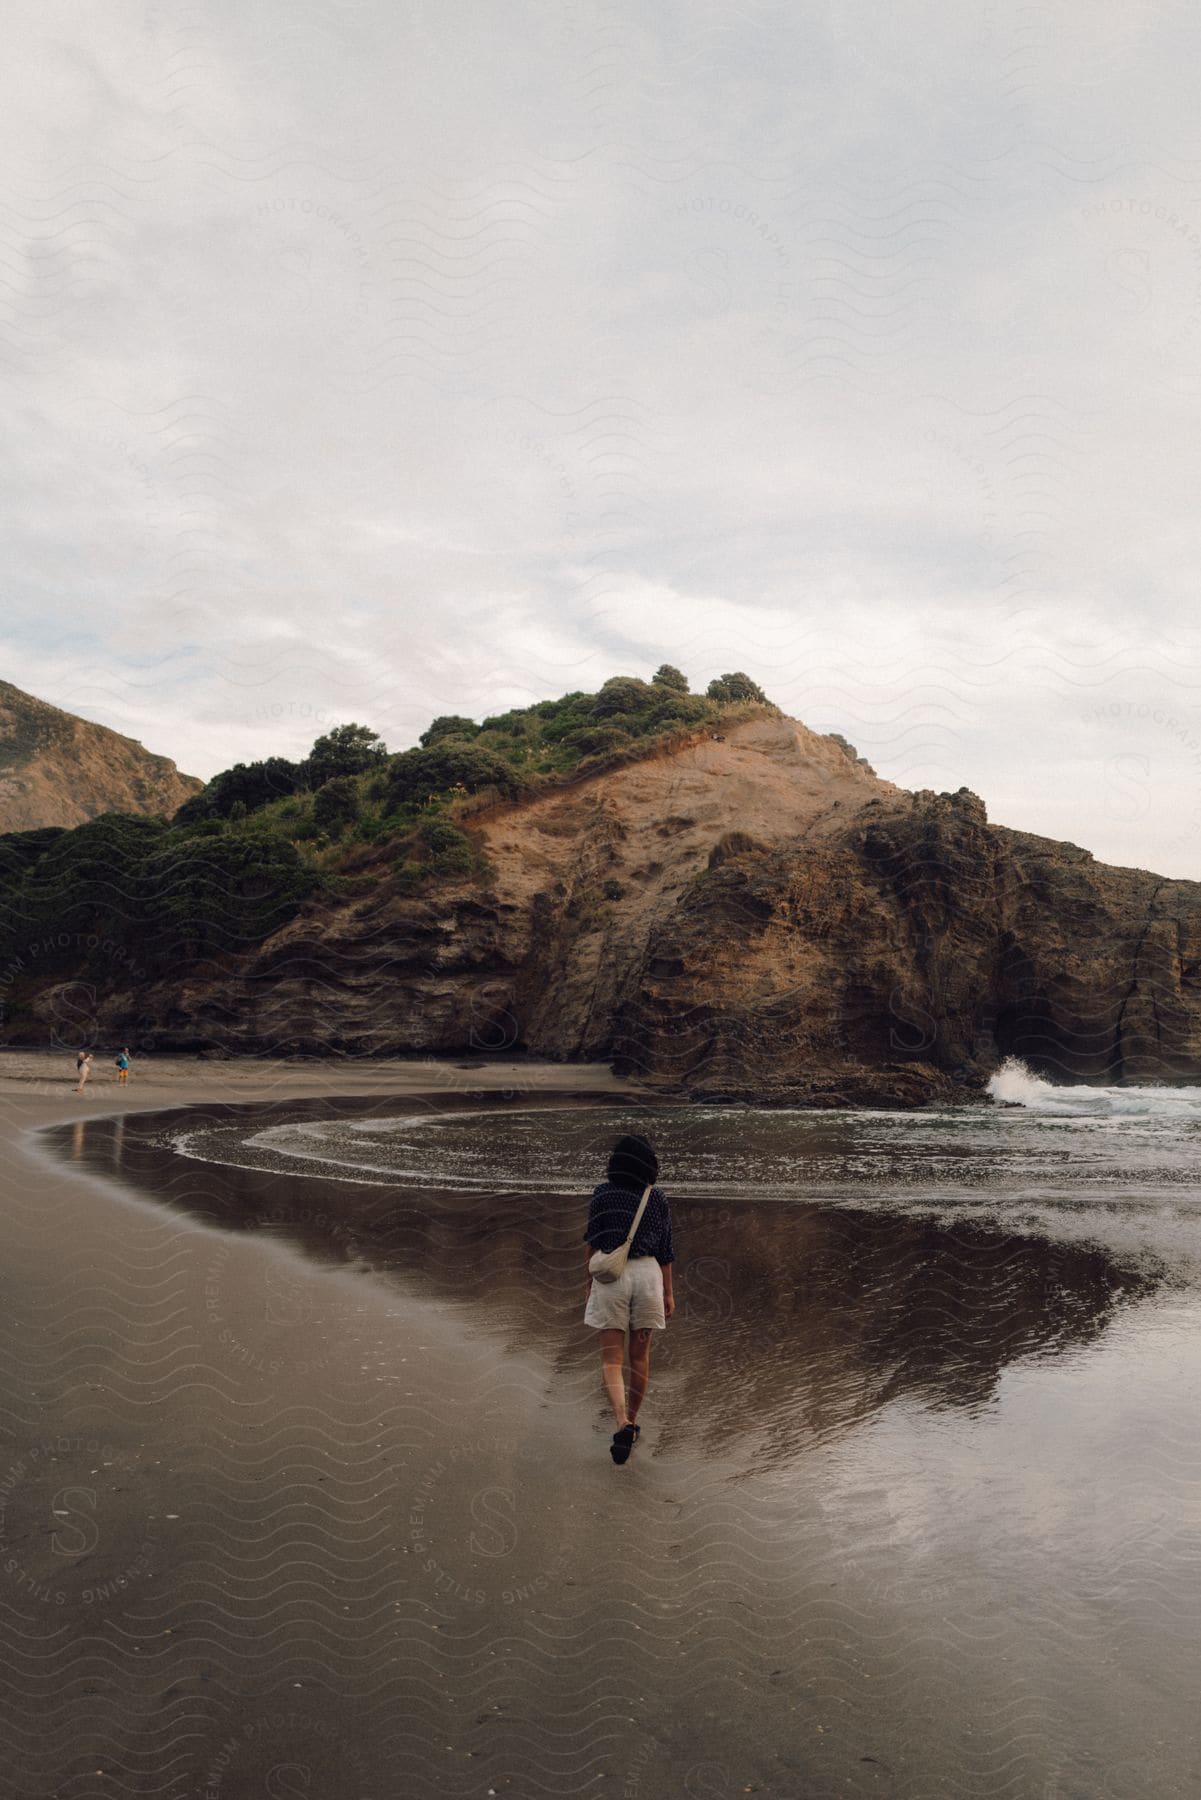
(112, 715), (894, 1063)
(36, 712), (1201, 1100)
(614, 781), (1201, 1100)
(0, 681), (202, 830)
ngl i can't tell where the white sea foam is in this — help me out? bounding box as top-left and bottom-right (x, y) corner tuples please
(986, 1057), (1201, 1119)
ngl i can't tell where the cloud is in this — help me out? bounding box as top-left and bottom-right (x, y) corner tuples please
(1, 2), (1200, 874)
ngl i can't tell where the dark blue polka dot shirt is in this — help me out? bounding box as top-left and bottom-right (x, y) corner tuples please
(583, 1182), (674, 1264)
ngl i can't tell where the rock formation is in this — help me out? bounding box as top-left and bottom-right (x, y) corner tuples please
(72, 710), (1201, 1102)
(0, 681), (202, 830)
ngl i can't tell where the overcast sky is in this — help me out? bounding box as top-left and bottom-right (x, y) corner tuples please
(4, 1), (1201, 873)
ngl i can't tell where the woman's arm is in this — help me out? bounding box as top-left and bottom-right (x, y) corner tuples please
(659, 1197), (675, 1318)
(583, 1191), (600, 1294)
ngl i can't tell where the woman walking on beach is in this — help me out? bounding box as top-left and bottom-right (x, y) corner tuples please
(584, 1133), (675, 1465)
(74, 1052), (93, 1093)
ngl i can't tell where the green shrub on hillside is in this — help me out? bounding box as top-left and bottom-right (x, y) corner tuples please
(386, 743), (522, 809)
(479, 708), (535, 737)
(563, 725), (632, 758)
(539, 705), (593, 745)
(388, 817), (478, 892)
(313, 775), (361, 836)
(534, 692), (588, 721)
(23, 814), (168, 947)
(0, 826), (66, 882)
(175, 756), (304, 824)
(650, 692), (712, 726)
(419, 818), (474, 873)
(140, 830), (316, 959)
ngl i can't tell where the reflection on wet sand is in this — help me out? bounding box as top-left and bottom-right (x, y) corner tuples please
(52, 1096), (1160, 1468)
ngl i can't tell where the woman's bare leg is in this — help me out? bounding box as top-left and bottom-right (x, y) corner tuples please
(627, 1328), (653, 1424)
(598, 1328), (628, 1426)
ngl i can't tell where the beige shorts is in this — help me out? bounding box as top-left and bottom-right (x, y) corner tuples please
(584, 1255), (667, 1331)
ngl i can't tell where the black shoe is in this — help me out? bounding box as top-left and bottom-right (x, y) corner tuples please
(610, 1424), (636, 1465)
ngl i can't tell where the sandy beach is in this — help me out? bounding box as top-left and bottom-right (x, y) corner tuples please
(1, 1052), (1198, 1799)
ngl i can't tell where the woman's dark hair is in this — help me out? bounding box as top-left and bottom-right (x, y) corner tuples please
(607, 1133), (658, 1191)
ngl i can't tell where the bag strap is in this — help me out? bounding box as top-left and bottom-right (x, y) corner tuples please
(620, 1184), (653, 1251)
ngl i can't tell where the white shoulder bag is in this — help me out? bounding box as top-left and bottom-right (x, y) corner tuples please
(588, 1185), (653, 1285)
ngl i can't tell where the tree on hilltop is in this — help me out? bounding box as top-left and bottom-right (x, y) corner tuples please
(590, 676), (657, 719)
(652, 664), (689, 693)
(304, 723), (388, 787)
(706, 671), (768, 704)
(420, 715), (479, 747)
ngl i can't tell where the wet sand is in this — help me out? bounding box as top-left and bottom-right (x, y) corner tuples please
(1, 1053), (1199, 1798)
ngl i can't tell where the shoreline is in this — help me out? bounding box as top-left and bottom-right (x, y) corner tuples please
(12, 1045), (1201, 1119)
(0, 1047), (992, 1115)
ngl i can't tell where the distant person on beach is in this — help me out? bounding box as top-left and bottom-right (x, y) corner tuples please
(115, 1048), (131, 1084)
(74, 1052), (93, 1093)
(583, 1133), (675, 1465)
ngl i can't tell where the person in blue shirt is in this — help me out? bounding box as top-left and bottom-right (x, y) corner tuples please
(583, 1133), (675, 1465)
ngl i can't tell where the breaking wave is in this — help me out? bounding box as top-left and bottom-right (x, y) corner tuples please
(986, 1057), (1201, 1118)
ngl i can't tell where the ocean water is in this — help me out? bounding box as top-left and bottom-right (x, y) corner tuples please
(151, 1057), (1201, 1278)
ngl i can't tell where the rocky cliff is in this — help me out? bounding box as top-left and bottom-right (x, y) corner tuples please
(65, 711), (1201, 1102)
(0, 681), (202, 830)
